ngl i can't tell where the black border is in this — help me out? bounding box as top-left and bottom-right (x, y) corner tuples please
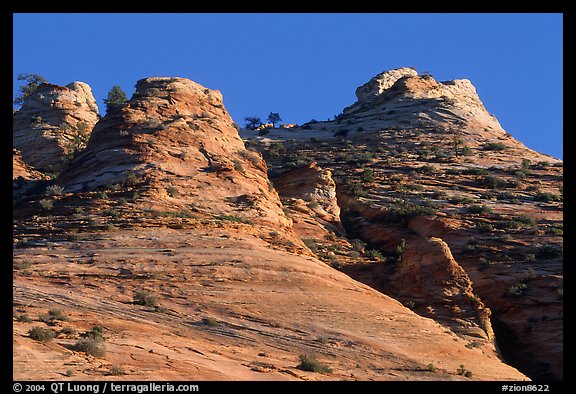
(8, 2), (567, 390)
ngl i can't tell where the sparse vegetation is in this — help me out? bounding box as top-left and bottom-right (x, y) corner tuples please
(39, 309), (68, 324)
(361, 168), (375, 183)
(509, 283), (529, 297)
(448, 195), (475, 205)
(16, 314), (32, 323)
(233, 160), (245, 174)
(103, 208), (118, 218)
(536, 244), (563, 258)
(166, 185), (179, 197)
(366, 249), (384, 261)
(60, 327), (76, 336)
(414, 164), (436, 174)
(456, 364), (473, 378)
(202, 317), (219, 327)
(384, 199), (437, 223)
(108, 365), (125, 376)
(133, 290), (157, 307)
(467, 204), (493, 215)
(296, 354), (332, 374)
(28, 326), (56, 342)
(303, 238), (319, 253)
(14, 73), (47, 105)
(80, 326), (105, 342)
(483, 142), (507, 151)
(217, 215), (253, 225)
(39, 199), (53, 210)
(45, 185), (64, 196)
(534, 192), (561, 203)
(476, 223), (495, 233)
(427, 363), (437, 373)
(481, 175), (506, 189)
(73, 337), (106, 357)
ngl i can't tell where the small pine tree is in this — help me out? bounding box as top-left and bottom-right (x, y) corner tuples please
(244, 117), (262, 130)
(104, 85), (128, 113)
(267, 112), (281, 128)
(14, 73), (47, 105)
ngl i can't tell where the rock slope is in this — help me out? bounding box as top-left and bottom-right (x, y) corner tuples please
(245, 67), (562, 380)
(57, 77), (292, 232)
(13, 81), (99, 171)
(12, 75), (529, 381)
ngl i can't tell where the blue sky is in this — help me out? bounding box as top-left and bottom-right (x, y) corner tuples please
(13, 13), (563, 159)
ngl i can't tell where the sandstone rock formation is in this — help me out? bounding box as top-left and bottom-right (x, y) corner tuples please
(56, 77), (291, 231)
(13, 74), (531, 381)
(355, 67), (419, 101)
(274, 161), (341, 226)
(248, 67), (562, 380)
(391, 237), (495, 344)
(13, 81), (99, 171)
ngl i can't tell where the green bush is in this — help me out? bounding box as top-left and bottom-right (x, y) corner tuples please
(536, 244), (563, 258)
(73, 337), (106, 357)
(28, 326), (56, 342)
(448, 196), (475, 205)
(534, 192), (561, 203)
(361, 168), (375, 183)
(39, 309), (68, 323)
(467, 204), (492, 214)
(462, 167), (489, 176)
(45, 185), (64, 196)
(476, 223), (495, 233)
(233, 160), (245, 174)
(481, 175), (506, 189)
(303, 238), (319, 253)
(217, 215), (253, 225)
(202, 317), (219, 327)
(80, 326), (105, 341)
(483, 142), (507, 151)
(414, 165), (436, 174)
(39, 199), (53, 210)
(296, 354), (332, 374)
(366, 249), (384, 261)
(103, 208), (118, 218)
(509, 283), (528, 297)
(133, 290), (157, 307)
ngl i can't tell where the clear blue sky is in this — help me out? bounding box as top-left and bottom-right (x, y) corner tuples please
(13, 13), (563, 159)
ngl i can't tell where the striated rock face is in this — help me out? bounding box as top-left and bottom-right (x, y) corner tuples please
(13, 149), (43, 182)
(13, 82), (99, 171)
(272, 161), (343, 239)
(249, 66), (562, 380)
(57, 77), (292, 230)
(274, 162), (340, 221)
(392, 237), (495, 344)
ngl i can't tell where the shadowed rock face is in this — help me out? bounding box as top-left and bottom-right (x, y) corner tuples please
(13, 81), (99, 171)
(392, 237), (495, 344)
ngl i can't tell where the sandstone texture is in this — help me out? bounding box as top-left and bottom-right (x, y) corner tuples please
(245, 67), (563, 380)
(13, 81), (99, 171)
(56, 77), (292, 233)
(14, 68), (560, 381)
